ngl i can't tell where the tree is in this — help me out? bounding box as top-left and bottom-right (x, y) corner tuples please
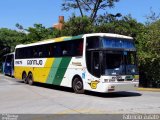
(62, 0), (120, 22)
(16, 23), (58, 43)
(0, 28), (27, 68)
(136, 19), (160, 88)
(26, 24), (53, 42)
(0, 28), (26, 52)
(61, 15), (93, 36)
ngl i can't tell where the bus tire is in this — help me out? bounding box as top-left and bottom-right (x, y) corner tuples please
(28, 72), (34, 85)
(22, 72), (28, 84)
(72, 76), (84, 94)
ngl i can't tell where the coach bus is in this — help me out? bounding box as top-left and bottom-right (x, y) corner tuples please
(14, 33), (139, 93)
(2, 52), (14, 76)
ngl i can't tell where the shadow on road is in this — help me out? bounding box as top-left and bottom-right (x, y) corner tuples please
(85, 91), (142, 98)
(18, 81), (142, 98)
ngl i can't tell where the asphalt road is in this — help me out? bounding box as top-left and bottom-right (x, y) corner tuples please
(0, 74), (160, 114)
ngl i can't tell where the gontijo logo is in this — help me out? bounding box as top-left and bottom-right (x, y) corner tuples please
(27, 60), (43, 65)
(15, 58), (47, 67)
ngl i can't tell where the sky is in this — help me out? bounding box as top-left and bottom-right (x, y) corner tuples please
(0, 0), (160, 30)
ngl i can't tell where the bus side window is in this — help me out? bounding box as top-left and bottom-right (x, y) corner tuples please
(26, 47), (31, 58)
(68, 39), (83, 57)
(62, 48), (68, 55)
(33, 47), (38, 58)
(69, 43), (76, 56)
(37, 46), (43, 58)
(77, 41), (83, 56)
(40, 44), (48, 58)
(53, 43), (62, 57)
(48, 44), (54, 57)
(16, 48), (22, 59)
(62, 43), (69, 56)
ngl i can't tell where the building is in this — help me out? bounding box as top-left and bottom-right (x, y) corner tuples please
(53, 16), (64, 30)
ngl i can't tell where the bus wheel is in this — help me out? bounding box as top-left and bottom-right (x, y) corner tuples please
(22, 72), (28, 84)
(73, 77), (84, 94)
(28, 73), (34, 85)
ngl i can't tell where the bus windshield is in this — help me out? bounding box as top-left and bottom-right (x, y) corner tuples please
(104, 51), (138, 75)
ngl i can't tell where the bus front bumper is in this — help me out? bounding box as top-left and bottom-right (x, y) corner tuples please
(96, 82), (139, 93)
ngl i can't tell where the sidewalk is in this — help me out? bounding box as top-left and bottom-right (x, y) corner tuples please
(138, 87), (160, 92)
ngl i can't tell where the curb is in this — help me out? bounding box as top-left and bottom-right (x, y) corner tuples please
(138, 87), (160, 92)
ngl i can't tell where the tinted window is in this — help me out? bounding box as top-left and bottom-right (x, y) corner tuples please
(86, 36), (135, 51)
(15, 39), (83, 59)
(86, 36), (101, 49)
(102, 37), (135, 50)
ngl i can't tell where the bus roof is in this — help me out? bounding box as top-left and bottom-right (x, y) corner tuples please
(83, 33), (133, 39)
(15, 33), (133, 49)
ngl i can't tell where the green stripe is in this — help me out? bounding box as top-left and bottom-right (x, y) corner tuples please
(64, 35), (83, 41)
(46, 58), (62, 84)
(46, 57), (72, 85)
(53, 57), (71, 85)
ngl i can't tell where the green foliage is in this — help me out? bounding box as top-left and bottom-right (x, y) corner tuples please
(0, 23), (58, 56)
(61, 15), (144, 38)
(137, 20), (160, 87)
(95, 15), (144, 37)
(0, 24), (57, 69)
(61, 15), (93, 36)
(26, 24), (55, 43)
(0, 28), (26, 68)
(0, 28), (26, 53)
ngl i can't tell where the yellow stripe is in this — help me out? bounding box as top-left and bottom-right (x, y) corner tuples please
(54, 37), (69, 42)
(34, 58), (55, 83)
